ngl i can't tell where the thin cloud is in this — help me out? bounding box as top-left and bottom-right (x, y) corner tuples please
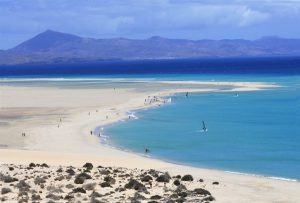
(0, 0), (299, 49)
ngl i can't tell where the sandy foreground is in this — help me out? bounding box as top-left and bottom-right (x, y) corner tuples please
(0, 79), (299, 202)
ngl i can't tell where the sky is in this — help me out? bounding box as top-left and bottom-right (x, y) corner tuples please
(0, 0), (300, 49)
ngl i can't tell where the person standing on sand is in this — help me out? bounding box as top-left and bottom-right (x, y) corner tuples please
(90, 131), (93, 135)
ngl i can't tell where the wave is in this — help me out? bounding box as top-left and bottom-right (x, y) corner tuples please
(126, 111), (139, 120)
(224, 171), (298, 182)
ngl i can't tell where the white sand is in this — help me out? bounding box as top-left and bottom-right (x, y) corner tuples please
(0, 79), (299, 202)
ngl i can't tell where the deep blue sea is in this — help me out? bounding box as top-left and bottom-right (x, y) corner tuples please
(1, 57), (299, 180)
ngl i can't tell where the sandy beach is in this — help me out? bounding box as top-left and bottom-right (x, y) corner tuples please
(0, 79), (299, 202)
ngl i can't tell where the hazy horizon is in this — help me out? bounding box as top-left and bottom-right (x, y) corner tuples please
(2, 29), (299, 51)
(1, 0), (300, 49)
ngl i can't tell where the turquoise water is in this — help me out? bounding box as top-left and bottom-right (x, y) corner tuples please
(1, 73), (299, 180)
(1, 57), (299, 180)
(104, 75), (300, 180)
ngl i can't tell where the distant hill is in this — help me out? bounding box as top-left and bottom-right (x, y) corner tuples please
(1, 30), (300, 65)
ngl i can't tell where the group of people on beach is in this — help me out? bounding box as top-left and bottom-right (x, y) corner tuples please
(144, 95), (170, 105)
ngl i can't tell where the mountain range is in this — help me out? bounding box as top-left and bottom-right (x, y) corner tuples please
(1, 30), (300, 65)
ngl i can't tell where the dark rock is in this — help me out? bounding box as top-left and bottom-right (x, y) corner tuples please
(56, 168), (63, 173)
(104, 175), (116, 184)
(40, 184), (45, 189)
(169, 193), (178, 199)
(178, 192), (188, 198)
(29, 163), (36, 168)
(66, 168), (75, 175)
(74, 176), (85, 184)
(91, 199), (105, 203)
(31, 194), (41, 200)
(175, 184), (187, 193)
(0, 174), (18, 183)
(65, 184), (74, 189)
(174, 175), (181, 179)
(133, 192), (146, 200)
(46, 193), (62, 200)
(72, 187), (86, 193)
(193, 188), (211, 196)
(41, 163), (49, 168)
(212, 181), (219, 185)
(16, 180), (30, 192)
(74, 172), (92, 184)
(173, 179), (180, 186)
(34, 177), (46, 185)
(156, 172), (171, 183)
(99, 169), (110, 175)
(181, 175), (193, 181)
(83, 169), (91, 173)
(125, 179), (147, 192)
(118, 187), (126, 192)
(148, 169), (159, 177)
(130, 200), (141, 203)
(64, 194), (74, 200)
(199, 179), (204, 182)
(90, 191), (102, 198)
(150, 195), (162, 200)
(113, 169), (120, 173)
(54, 175), (64, 181)
(83, 183), (96, 190)
(166, 200), (176, 203)
(141, 175), (153, 182)
(176, 197), (186, 203)
(1, 187), (11, 194)
(8, 167), (14, 171)
(148, 201), (159, 203)
(18, 190), (28, 197)
(202, 195), (215, 201)
(118, 173), (130, 178)
(100, 182), (111, 188)
(128, 192), (146, 203)
(46, 185), (64, 193)
(83, 162), (93, 170)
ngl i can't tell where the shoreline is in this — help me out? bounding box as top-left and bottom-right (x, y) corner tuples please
(92, 87), (299, 183)
(1, 79), (299, 202)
